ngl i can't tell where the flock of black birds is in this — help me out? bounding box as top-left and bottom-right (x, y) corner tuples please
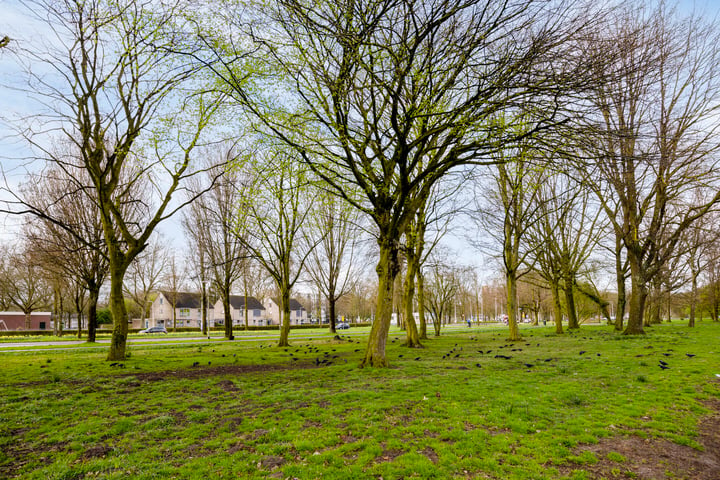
(163, 332), (700, 372)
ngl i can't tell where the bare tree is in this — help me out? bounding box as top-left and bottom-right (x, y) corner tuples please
(580, 3), (720, 335)
(21, 165), (109, 341)
(424, 251), (461, 337)
(162, 254), (188, 332)
(305, 194), (364, 334)
(185, 147), (248, 339)
(0, 244), (51, 329)
(0, 0), (225, 359)
(527, 167), (605, 332)
(682, 207), (720, 327)
(234, 145), (316, 346)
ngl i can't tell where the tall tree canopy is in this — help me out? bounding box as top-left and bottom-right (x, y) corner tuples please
(206, 0), (600, 366)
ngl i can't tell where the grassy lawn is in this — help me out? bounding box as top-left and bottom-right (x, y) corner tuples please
(1, 322), (719, 479)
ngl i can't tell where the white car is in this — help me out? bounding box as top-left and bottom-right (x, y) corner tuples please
(139, 326), (167, 334)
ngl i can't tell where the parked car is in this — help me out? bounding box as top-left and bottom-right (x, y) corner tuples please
(337, 322), (350, 330)
(139, 326), (167, 334)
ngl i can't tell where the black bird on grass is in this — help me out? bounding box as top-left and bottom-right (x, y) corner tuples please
(686, 353), (696, 358)
(659, 360), (668, 366)
(659, 364), (670, 370)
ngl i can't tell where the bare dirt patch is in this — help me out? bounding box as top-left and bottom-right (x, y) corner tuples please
(123, 362), (313, 383)
(80, 444), (113, 460)
(558, 397), (720, 479)
(374, 447), (405, 464)
(258, 454), (286, 470)
(419, 446), (439, 464)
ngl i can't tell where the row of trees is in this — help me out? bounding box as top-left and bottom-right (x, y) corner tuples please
(2, 0), (720, 367)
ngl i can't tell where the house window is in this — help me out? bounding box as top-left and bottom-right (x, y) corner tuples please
(179, 308), (190, 317)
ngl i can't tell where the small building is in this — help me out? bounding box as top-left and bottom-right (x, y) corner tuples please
(213, 295), (266, 326)
(0, 312), (53, 331)
(148, 291), (214, 329)
(264, 297), (308, 325)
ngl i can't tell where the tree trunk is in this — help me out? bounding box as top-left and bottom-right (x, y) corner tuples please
(244, 282), (249, 331)
(107, 266), (130, 361)
(329, 297), (337, 334)
(689, 274), (697, 327)
(550, 281), (564, 334)
(360, 236), (399, 367)
(201, 282), (208, 335)
(433, 307), (442, 336)
(564, 280), (579, 330)
(87, 286), (99, 343)
(623, 254), (647, 335)
(222, 293), (234, 340)
(402, 252), (421, 348)
(418, 271), (428, 340)
(278, 288), (291, 347)
(506, 270), (521, 341)
(615, 237), (626, 331)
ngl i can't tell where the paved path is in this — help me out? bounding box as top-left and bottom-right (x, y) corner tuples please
(0, 330), (370, 352)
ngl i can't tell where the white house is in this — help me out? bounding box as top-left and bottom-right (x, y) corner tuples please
(148, 291), (214, 329)
(264, 297), (308, 325)
(213, 295), (267, 326)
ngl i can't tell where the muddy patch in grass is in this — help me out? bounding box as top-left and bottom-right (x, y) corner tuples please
(124, 363), (313, 383)
(258, 454), (286, 470)
(558, 397), (720, 479)
(419, 446), (439, 464)
(80, 444), (112, 460)
(216, 379), (240, 392)
(374, 447), (404, 464)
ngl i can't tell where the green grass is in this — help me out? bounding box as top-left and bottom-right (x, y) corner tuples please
(1, 321), (719, 479)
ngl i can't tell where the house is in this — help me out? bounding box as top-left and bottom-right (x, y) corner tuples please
(264, 297), (308, 325)
(213, 295), (267, 326)
(148, 291), (214, 329)
(0, 312), (53, 331)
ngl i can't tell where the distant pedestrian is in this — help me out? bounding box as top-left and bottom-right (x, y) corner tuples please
(467, 318), (472, 328)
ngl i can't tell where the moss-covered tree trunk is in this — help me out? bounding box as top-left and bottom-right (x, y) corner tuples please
(624, 250), (647, 335)
(564, 280), (579, 330)
(107, 265), (130, 361)
(360, 236), (400, 367)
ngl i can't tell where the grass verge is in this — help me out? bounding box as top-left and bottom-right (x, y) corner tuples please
(1, 321), (719, 479)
